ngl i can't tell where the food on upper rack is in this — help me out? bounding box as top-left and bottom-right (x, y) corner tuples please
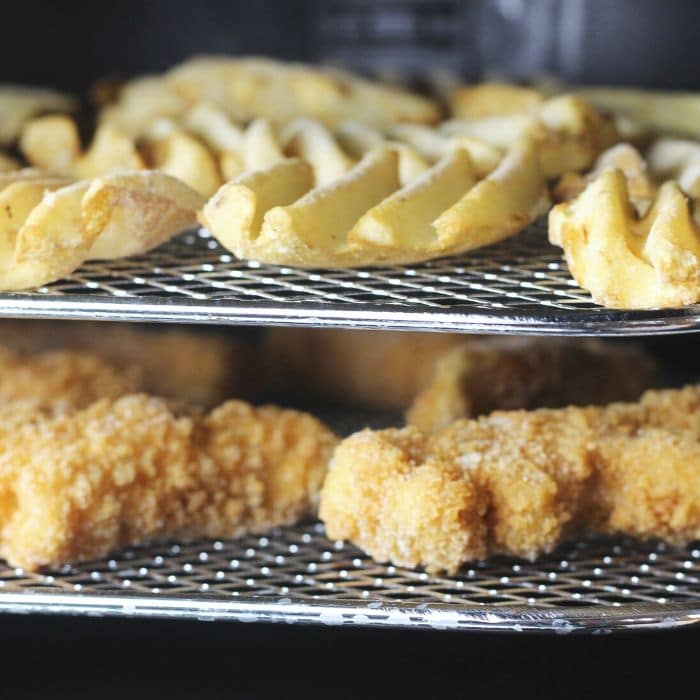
(406, 337), (659, 432)
(99, 56), (441, 137)
(441, 93), (619, 178)
(263, 329), (659, 421)
(0, 169), (203, 290)
(0, 394), (337, 570)
(199, 135), (549, 268)
(549, 166), (700, 308)
(320, 385), (700, 573)
(0, 345), (140, 412)
(0, 84), (77, 147)
(0, 321), (256, 406)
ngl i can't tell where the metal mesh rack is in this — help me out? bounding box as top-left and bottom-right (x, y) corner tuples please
(2, 222), (700, 335)
(1, 523), (698, 633)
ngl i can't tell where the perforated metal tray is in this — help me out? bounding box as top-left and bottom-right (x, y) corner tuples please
(1, 523), (698, 633)
(2, 222), (700, 336)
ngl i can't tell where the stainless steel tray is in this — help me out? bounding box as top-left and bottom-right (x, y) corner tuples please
(1, 522), (697, 633)
(2, 222), (700, 336)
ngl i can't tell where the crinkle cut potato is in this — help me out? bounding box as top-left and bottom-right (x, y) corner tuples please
(0, 169), (203, 290)
(200, 137), (549, 268)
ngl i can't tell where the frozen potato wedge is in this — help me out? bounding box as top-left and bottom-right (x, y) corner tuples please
(73, 124), (145, 179)
(199, 158), (314, 258)
(0, 153), (20, 172)
(241, 118), (286, 171)
(182, 102), (244, 153)
(20, 115), (81, 174)
(549, 169), (700, 308)
(84, 171), (204, 259)
(349, 147), (476, 249)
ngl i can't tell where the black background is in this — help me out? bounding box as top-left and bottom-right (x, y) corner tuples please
(2, 2), (699, 696)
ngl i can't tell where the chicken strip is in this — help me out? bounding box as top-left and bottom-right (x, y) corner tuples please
(0, 320), (257, 406)
(320, 385), (700, 573)
(264, 328), (659, 420)
(0, 395), (337, 570)
(0, 344), (140, 412)
(407, 337), (659, 432)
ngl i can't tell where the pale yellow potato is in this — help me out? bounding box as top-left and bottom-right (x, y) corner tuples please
(20, 115), (81, 174)
(144, 123), (222, 197)
(83, 171), (204, 259)
(449, 82), (545, 119)
(0, 153), (20, 172)
(349, 148), (476, 249)
(256, 148), (399, 265)
(0, 181), (92, 291)
(334, 121), (430, 185)
(182, 103), (244, 152)
(166, 56), (441, 128)
(647, 138), (700, 199)
(434, 137), (549, 254)
(281, 118), (354, 186)
(73, 124), (145, 179)
(0, 85), (77, 146)
(198, 158), (314, 257)
(574, 86), (700, 139)
(549, 169), (700, 308)
(219, 151), (245, 181)
(241, 118), (286, 171)
(99, 76), (190, 137)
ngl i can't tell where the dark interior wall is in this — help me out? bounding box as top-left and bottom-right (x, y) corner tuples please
(1, 0), (700, 91)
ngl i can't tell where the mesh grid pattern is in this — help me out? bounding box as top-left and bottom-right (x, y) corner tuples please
(0, 523), (698, 632)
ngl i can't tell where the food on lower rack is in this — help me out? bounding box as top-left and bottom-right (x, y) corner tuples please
(0, 321), (256, 407)
(0, 394), (337, 570)
(441, 94), (619, 178)
(262, 329), (658, 420)
(0, 169), (203, 290)
(406, 337), (659, 432)
(102, 56), (442, 135)
(549, 167), (700, 308)
(0, 345), (140, 412)
(320, 385), (700, 573)
(199, 137), (549, 268)
(0, 84), (77, 147)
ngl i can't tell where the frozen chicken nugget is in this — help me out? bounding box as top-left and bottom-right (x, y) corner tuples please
(0, 395), (338, 570)
(433, 137), (549, 254)
(321, 386), (700, 572)
(199, 158), (314, 260)
(549, 168), (700, 308)
(83, 170), (204, 259)
(407, 337), (659, 432)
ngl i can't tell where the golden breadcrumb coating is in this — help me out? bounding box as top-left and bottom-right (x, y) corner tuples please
(0, 395), (337, 570)
(264, 329), (658, 421)
(407, 337), (659, 432)
(0, 320), (256, 406)
(320, 386), (700, 573)
(0, 345), (140, 412)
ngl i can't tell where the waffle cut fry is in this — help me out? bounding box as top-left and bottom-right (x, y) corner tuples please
(200, 135), (549, 268)
(549, 167), (700, 308)
(0, 169), (203, 290)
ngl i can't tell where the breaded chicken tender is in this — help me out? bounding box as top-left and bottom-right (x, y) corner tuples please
(407, 337), (659, 432)
(264, 329), (658, 422)
(0, 320), (256, 406)
(0, 345), (140, 412)
(320, 386), (700, 573)
(0, 395), (337, 570)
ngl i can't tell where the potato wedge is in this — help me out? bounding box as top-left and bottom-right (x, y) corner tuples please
(281, 118), (354, 186)
(83, 171), (204, 259)
(182, 103), (244, 152)
(349, 148), (476, 249)
(20, 115), (81, 174)
(434, 137), (549, 253)
(449, 82), (545, 119)
(241, 118), (286, 171)
(73, 125), (145, 179)
(257, 148), (399, 264)
(144, 123), (221, 197)
(0, 153), (20, 172)
(0, 181), (91, 291)
(199, 158), (314, 258)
